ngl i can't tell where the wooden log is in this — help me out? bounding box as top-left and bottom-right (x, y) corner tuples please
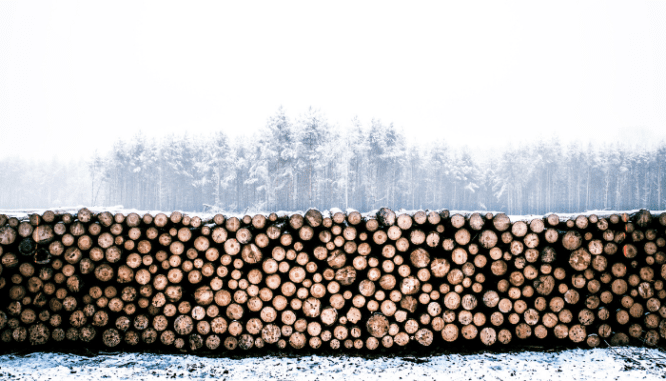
(546, 214), (560, 226)
(102, 328), (121, 347)
(377, 208), (396, 226)
(478, 230), (498, 249)
(441, 324), (459, 342)
(460, 212), (481, 231)
(0, 226), (17, 246)
(512, 221), (528, 237)
(449, 214), (464, 229)
(493, 214), (511, 232)
(427, 211), (441, 225)
(562, 231), (583, 251)
(569, 248), (591, 271)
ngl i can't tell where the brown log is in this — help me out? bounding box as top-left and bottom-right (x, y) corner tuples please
(511, 221), (528, 237)
(569, 248), (591, 271)
(515, 323), (531, 339)
(546, 214), (560, 226)
(396, 214), (412, 230)
(0, 226), (19, 246)
(562, 231), (582, 251)
(493, 213), (511, 232)
(478, 230), (498, 249)
(376, 208), (395, 226)
(569, 324), (586, 343)
(102, 328), (121, 347)
(441, 324), (459, 342)
(490, 260), (508, 277)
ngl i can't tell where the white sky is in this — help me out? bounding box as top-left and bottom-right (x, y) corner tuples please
(1, 1), (665, 160)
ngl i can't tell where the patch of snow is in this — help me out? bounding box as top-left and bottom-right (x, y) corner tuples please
(0, 206), (664, 225)
(0, 348), (664, 381)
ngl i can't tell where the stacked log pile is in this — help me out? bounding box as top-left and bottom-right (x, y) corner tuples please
(0, 207), (665, 353)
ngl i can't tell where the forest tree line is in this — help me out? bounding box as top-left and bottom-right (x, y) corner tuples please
(1, 107), (665, 215)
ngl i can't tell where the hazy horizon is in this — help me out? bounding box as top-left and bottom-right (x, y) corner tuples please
(2, 1), (666, 161)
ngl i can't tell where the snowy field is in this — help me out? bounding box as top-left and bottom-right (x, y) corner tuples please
(1, 205), (665, 223)
(0, 348), (665, 381)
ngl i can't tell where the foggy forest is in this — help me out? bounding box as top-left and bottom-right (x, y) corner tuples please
(1, 107), (664, 215)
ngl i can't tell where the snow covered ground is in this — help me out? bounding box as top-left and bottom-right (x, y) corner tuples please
(0, 348), (665, 381)
(1, 205), (664, 224)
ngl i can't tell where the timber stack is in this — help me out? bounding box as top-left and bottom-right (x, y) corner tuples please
(0, 207), (665, 353)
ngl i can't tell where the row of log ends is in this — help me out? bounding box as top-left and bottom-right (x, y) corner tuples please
(0, 208), (665, 353)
